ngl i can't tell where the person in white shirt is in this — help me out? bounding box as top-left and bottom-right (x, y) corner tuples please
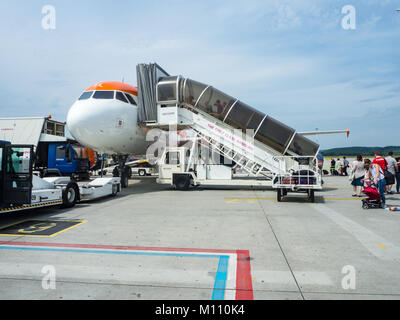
(385, 152), (398, 194)
(350, 155), (365, 197)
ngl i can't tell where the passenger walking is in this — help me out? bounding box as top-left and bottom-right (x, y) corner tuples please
(364, 159), (386, 207)
(337, 158), (343, 175)
(330, 158), (336, 175)
(385, 152), (397, 194)
(396, 157), (400, 194)
(343, 156), (349, 176)
(350, 155), (364, 197)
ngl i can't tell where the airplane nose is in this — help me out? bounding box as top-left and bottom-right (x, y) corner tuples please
(66, 98), (139, 154)
(67, 100), (101, 151)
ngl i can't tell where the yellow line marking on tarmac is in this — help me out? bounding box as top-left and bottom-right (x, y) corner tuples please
(225, 199), (238, 204)
(377, 243), (387, 248)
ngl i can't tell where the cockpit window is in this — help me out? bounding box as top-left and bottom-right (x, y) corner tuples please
(116, 91), (129, 103)
(125, 93), (137, 105)
(79, 91), (93, 100)
(93, 91), (114, 99)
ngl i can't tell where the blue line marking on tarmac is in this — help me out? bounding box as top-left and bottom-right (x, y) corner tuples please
(0, 245), (230, 300)
(212, 255), (229, 300)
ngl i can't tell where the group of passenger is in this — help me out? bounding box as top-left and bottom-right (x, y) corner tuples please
(348, 151), (400, 208)
(329, 157), (350, 176)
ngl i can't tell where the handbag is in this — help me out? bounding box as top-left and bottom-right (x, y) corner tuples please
(384, 169), (395, 185)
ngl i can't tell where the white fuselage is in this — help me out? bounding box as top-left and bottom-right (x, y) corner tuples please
(67, 96), (148, 155)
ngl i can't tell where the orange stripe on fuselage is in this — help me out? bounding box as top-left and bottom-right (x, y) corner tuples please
(85, 81), (138, 96)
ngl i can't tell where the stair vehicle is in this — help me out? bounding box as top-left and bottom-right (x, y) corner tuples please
(0, 141), (121, 213)
(136, 65), (324, 201)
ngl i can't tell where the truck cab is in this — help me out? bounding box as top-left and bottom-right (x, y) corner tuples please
(46, 143), (90, 180)
(0, 141), (34, 207)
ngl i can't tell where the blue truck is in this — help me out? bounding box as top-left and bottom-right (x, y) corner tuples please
(35, 141), (90, 180)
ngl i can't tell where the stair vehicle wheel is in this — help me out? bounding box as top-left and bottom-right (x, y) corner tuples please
(175, 175), (190, 191)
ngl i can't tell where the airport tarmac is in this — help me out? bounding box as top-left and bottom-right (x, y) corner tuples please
(0, 175), (400, 300)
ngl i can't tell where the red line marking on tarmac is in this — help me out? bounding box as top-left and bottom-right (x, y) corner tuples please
(0, 241), (238, 253)
(235, 250), (254, 300)
(0, 241), (254, 300)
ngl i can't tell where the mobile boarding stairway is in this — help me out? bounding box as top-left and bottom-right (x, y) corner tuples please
(136, 64), (322, 201)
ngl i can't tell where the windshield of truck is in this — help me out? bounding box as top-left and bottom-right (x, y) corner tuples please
(72, 145), (88, 160)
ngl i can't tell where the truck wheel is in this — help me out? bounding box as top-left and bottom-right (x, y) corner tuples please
(175, 175), (190, 191)
(138, 169), (146, 177)
(61, 183), (79, 208)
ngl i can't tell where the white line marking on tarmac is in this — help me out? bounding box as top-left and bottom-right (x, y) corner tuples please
(313, 204), (400, 262)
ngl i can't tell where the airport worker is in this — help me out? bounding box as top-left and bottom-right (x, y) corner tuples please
(350, 155), (364, 197)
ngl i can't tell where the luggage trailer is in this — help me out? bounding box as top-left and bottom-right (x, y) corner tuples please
(0, 142), (121, 213)
(271, 156), (322, 203)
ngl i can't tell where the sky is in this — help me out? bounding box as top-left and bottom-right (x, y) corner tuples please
(0, 0), (399, 150)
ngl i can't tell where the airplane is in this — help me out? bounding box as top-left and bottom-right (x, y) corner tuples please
(67, 81), (150, 187)
(67, 80), (350, 188)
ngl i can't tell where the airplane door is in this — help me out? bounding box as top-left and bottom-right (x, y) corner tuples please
(3, 145), (33, 206)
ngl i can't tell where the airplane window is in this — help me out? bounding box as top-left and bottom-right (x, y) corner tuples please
(93, 91), (114, 99)
(79, 91), (93, 100)
(116, 91), (129, 103)
(124, 93), (137, 105)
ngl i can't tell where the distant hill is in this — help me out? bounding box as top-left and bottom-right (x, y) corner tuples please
(321, 146), (400, 157)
